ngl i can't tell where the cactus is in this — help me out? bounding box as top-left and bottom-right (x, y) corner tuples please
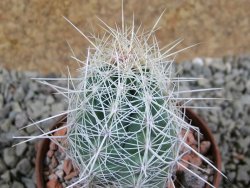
(15, 8), (223, 188)
(67, 59), (181, 187)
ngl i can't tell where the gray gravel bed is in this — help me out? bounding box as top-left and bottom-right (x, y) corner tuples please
(0, 55), (250, 188)
(175, 56), (250, 188)
(0, 70), (67, 188)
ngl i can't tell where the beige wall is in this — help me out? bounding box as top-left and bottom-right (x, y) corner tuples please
(0, 0), (249, 74)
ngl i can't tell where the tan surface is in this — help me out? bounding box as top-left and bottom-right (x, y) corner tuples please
(0, 0), (250, 75)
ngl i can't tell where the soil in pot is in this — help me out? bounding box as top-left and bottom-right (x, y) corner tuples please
(173, 129), (215, 188)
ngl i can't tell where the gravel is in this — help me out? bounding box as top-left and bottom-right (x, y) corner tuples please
(0, 55), (250, 187)
(0, 68), (66, 187)
(175, 55), (250, 187)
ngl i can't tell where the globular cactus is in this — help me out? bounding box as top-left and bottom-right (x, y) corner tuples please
(65, 17), (191, 187)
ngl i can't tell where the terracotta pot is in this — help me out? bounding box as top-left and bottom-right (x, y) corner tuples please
(35, 109), (221, 188)
(184, 109), (222, 188)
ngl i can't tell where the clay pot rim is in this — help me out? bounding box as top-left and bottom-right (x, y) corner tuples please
(184, 108), (222, 188)
(35, 109), (221, 188)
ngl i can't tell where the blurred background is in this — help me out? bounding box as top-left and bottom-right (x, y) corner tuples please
(0, 0), (249, 74)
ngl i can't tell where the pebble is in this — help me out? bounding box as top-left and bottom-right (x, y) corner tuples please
(203, 66), (212, 77)
(16, 158), (32, 175)
(15, 112), (28, 128)
(51, 103), (65, 115)
(54, 127), (67, 137)
(0, 119), (11, 132)
(9, 111), (18, 122)
(13, 87), (25, 102)
(237, 165), (249, 184)
(1, 170), (11, 182)
(0, 159), (7, 174)
(25, 124), (38, 134)
(15, 142), (28, 156)
(47, 150), (54, 158)
(0, 103), (11, 119)
(200, 141), (211, 154)
(238, 137), (250, 152)
(241, 95), (250, 104)
(25, 90), (35, 100)
(46, 95), (55, 105)
(21, 177), (36, 188)
(55, 169), (64, 180)
(48, 173), (58, 180)
(49, 142), (58, 151)
(28, 81), (39, 92)
(3, 147), (18, 168)
(0, 132), (12, 147)
(0, 94), (3, 108)
(12, 181), (24, 188)
(11, 102), (22, 112)
(246, 80), (250, 92)
(197, 78), (209, 87)
(11, 168), (18, 178)
(192, 57), (204, 66)
(27, 100), (47, 119)
(227, 171), (236, 181)
(63, 159), (73, 175)
(57, 163), (64, 170)
(211, 60), (227, 71)
(213, 72), (224, 86)
(51, 156), (59, 168)
(182, 61), (192, 71)
(181, 168), (206, 188)
(1, 184), (9, 188)
(64, 171), (78, 181)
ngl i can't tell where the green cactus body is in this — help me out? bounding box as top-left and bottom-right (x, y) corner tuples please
(67, 55), (181, 187)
